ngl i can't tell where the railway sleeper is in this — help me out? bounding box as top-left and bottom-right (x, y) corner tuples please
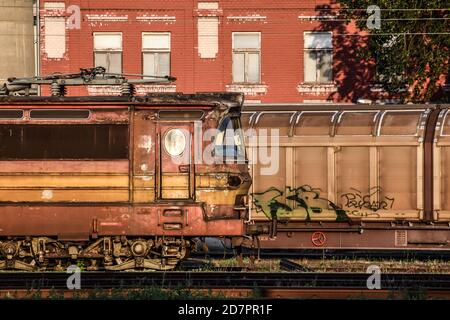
(0, 236), (191, 271)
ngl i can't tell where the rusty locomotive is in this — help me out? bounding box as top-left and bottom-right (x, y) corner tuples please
(0, 70), (251, 271)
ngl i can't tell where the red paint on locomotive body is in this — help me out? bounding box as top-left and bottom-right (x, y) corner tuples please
(0, 205), (245, 239)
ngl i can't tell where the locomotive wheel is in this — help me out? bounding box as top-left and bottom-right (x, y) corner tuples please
(0, 236), (190, 271)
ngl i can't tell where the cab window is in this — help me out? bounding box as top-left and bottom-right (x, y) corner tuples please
(214, 116), (245, 161)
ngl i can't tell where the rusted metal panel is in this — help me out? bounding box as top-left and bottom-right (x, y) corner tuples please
(132, 190), (155, 203)
(0, 161), (130, 203)
(0, 189), (130, 202)
(90, 109), (129, 123)
(133, 116), (155, 175)
(157, 122), (194, 200)
(0, 103), (130, 109)
(255, 229), (396, 249)
(250, 221), (450, 250)
(407, 230), (450, 245)
(196, 189), (247, 206)
(161, 174), (190, 188)
(0, 160), (129, 173)
(0, 109), (129, 124)
(133, 175), (155, 188)
(0, 205), (244, 237)
(131, 205), (243, 236)
(0, 175), (129, 188)
(0, 93), (243, 106)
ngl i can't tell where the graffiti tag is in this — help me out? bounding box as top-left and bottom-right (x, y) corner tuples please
(286, 185), (347, 221)
(251, 185), (348, 222)
(341, 187), (394, 212)
(251, 187), (292, 220)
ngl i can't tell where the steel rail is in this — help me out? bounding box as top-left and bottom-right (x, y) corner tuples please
(0, 272), (450, 290)
(196, 248), (450, 260)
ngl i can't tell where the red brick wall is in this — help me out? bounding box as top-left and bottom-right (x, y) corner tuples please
(40, 0), (374, 103)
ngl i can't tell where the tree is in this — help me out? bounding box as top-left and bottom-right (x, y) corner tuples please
(338, 0), (449, 102)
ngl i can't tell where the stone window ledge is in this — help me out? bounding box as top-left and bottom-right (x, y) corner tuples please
(135, 84), (177, 94)
(225, 84), (268, 96)
(297, 83), (337, 94)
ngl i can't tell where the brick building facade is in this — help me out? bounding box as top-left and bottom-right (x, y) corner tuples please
(39, 0), (374, 103)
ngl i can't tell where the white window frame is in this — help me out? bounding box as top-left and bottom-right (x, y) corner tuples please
(303, 31), (333, 84)
(232, 32), (261, 84)
(142, 32), (171, 78)
(93, 32), (123, 73)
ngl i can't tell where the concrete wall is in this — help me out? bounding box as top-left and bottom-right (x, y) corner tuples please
(0, 0), (35, 83)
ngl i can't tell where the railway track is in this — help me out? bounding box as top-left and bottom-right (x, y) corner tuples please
(0, 272), (450, 299)
(196, 248), (450, 260)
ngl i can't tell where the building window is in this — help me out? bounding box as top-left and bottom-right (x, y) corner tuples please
(93, 33), (122, 74)
(232, 32), (261, 83)
(142, 33), (171, 78)
(304, 32), (333, 83)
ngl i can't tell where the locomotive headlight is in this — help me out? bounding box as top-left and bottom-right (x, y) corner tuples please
(164, 129), (186, 156)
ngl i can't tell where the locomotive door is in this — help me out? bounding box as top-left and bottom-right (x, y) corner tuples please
(157, 123), (194, 200)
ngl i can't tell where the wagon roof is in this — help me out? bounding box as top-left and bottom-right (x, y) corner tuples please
(242, 103), (449, 112)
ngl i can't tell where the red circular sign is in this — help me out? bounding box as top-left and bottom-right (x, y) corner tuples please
(311, 232), (326, 246)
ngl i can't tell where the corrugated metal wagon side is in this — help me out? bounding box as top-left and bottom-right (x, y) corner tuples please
(244, 104), (450, 251)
